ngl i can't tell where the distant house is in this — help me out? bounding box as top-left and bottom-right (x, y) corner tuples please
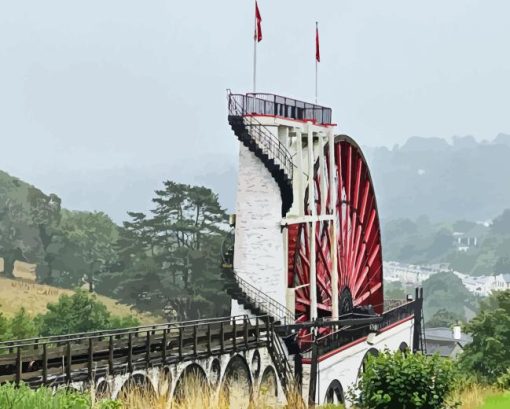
(452, 232), (478, 252)
(425, 327), (472, 359)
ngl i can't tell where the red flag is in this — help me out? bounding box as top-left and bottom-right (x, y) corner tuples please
(255, 2), (262, 42)
(315, 23), (320, 62)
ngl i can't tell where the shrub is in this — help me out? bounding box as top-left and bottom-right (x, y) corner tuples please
(351, 350), (459, 409)
(496, 368), (510, 390)
(0, 383), (91, 409)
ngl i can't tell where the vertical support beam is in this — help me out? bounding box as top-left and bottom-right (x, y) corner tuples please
(109, 336), (114, 374)
(207, 324), (212, 355)
(232, 318), (237, 352)
(318, 131), (328, 216)
(87, 338), (93, 382)
(308, 341), (319, 407)
(15, 347), (22, 386)
(145, 331), (151, 369)
(220, 322), (225, 353)
(66, 341), (72, 383)
(328, 128), (339, 320)
(413, 288), (424, 353)
(255, 317), (260, 345)
(162, 330), (167, 363)
(295, 129), (304, 216)
(127, 333), (133, 373)
(178, 327), (183, 359)
(307, 124), (318, 320)
(243, 316), (249, 348)
(193, 325), (198, 357)
(43, 343), (48, 385)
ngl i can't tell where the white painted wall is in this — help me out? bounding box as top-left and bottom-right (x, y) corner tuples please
(313, 319), (414, 407)
(232, 143), (286, 315)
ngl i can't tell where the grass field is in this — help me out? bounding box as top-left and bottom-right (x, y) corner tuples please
(480, 392), (510, 409)
(0, 260), (161, 324)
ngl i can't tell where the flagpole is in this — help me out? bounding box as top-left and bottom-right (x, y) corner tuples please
(253, 1), (257, 93)
(315, 21), (318, 104)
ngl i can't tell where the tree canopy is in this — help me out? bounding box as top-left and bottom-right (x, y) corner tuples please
(459, 289), (510, 382)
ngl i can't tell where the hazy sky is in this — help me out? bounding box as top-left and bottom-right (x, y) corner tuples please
(1, 1), (509, 219)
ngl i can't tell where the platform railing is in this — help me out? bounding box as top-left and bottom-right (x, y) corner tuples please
(228, 93), (294, 180)
(314, 299), (416, 356)
(232, 92), (333, 125)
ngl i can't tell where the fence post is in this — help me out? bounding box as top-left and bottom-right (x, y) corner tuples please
(220, 322), (225, 353)
(207, 324), (212, 354)
(243, 317), (249, 349)
(66, 341), (72, 383)
(193, 325), (198, 357)
(42, 343), (48, 385)
(178, 327), (183, 359)
(255, 317), (260, 345)
(128, 333), (133, 373)
(108, 336), (114, 374)
(15, 347), (22, 386)
(232, 318), (237, 352)
(162, 330), (167, 364)
(87, 338), (93, 382)
(145, 331), (151, 369)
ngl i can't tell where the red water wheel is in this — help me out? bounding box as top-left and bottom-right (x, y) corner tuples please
(288, 135), (383, 341)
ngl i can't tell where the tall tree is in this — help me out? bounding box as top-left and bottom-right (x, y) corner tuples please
(27, 188), (62, 283)
(54, 211), (119, 290)
(109, 181), (230, 320)
(460, 290), (510, 382)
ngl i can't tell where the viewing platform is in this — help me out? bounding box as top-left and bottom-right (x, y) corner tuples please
(228, 92), (333, 125)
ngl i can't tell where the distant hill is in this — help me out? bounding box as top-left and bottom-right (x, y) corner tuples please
(364, 134), (510, 222)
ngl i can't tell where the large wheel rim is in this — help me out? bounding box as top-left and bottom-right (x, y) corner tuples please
(288, 135), (384, 343)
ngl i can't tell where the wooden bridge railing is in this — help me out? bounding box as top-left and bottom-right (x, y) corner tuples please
(0, 314), (273, 388)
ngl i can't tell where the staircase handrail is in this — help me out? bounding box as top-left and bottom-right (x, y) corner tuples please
(228, 93), (294, 180)
(221, 229), (295, 325)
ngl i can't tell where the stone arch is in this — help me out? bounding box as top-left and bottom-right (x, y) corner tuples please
(95, 378), (110, 398)
(251, 350), (261, 380)
(324, 379), (344, 404)
(399, 342), (409, 354)
(118, 372), (156, 400)
(159, 366), (173, 398)
(259, 366), (278, 400)
(221, 355), (253, 409)
(359, 347), (379, 375)
(173, 363), (208, 402)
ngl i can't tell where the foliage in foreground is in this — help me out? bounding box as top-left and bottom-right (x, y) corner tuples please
(0, 290), (139, 342)
(459, 290), (510, 383)
(0, 383), (118, 409)
(352, 350), (459, 409)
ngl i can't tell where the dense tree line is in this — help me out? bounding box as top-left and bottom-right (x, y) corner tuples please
(0, 170), (230, 320)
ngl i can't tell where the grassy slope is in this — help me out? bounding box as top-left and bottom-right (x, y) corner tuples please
(0, 261), (161, 325)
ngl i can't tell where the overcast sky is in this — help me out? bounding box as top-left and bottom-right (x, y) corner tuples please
(1, 0), (509, 219)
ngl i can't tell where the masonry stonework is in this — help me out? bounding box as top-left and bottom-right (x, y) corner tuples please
(232, 143), (286, 316)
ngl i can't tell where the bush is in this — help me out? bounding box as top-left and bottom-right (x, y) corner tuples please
(351, 350), (459, 409)
(0, 383), (91, 409)
(496, 368), (510, 390)
(38, 290), (139, 336)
